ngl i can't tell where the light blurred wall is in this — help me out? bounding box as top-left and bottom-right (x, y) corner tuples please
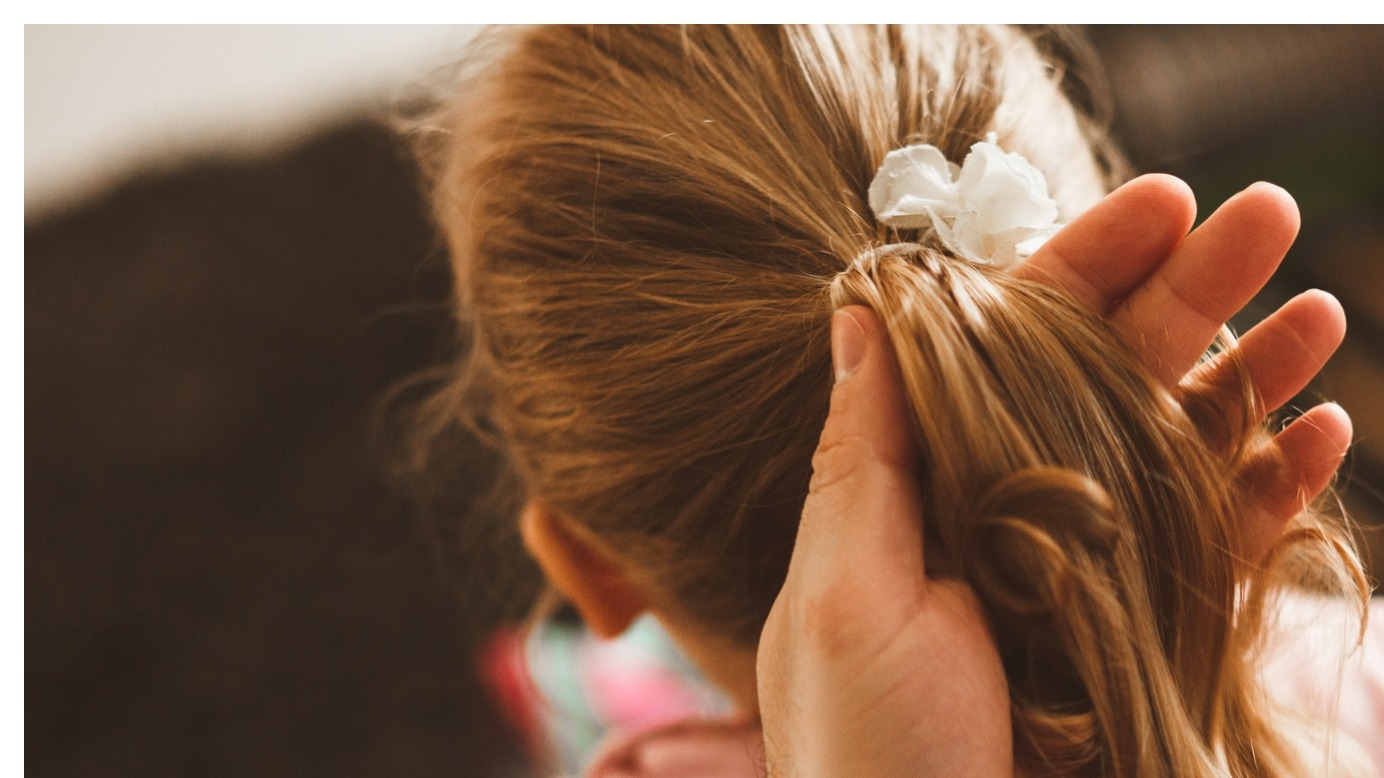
(24, 25), (479, 219)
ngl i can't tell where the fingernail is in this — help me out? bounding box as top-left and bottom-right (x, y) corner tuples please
(832, 310), (866, 384)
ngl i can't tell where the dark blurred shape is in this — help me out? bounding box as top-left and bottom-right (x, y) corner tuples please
(1091, 25), (1384, 168)
(26, 122), (529, 777)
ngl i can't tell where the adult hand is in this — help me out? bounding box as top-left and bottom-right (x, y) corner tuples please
(756, 178), (1352, 777)
(758, 306), (1011, 778)
(1017, 175), (1351, 561)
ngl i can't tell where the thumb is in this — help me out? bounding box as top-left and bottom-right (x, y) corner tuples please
(790, 305), (927, 589)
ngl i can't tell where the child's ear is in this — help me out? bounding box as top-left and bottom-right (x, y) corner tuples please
(519, 500), (649, 638)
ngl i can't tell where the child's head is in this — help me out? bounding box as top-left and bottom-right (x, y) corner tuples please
(418, 24), (1116, 636)
(414, 25), (1363, 774)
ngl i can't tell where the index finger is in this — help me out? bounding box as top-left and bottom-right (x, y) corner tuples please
(1014, 173), (1197, 313)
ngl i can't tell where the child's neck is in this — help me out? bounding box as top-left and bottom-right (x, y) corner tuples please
(655, 609), (762, 717)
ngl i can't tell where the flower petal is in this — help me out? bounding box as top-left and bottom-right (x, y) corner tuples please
(869, 144), (960, 226)
(941, 211), (992, 264)
(956, 141), (1059, 234)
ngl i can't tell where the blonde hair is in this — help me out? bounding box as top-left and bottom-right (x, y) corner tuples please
(410, 25), (1367, 776)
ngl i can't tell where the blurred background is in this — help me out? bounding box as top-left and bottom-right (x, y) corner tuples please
(25, 25), (1384, 778)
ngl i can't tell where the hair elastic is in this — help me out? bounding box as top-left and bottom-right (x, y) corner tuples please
(844, 242), (927, 275)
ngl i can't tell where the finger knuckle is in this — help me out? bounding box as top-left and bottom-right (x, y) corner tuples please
(801, 579), (872, 660)
(807, 434), (874, 496)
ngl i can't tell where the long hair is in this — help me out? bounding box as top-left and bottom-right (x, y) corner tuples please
(407, 25), (1366, 775)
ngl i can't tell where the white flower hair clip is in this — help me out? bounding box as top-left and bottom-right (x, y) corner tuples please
(867, 133), (1061, 268)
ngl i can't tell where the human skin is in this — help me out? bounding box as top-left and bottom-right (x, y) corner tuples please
(757, 174), (1351, 777)
(1010, 174), (1350, 561)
